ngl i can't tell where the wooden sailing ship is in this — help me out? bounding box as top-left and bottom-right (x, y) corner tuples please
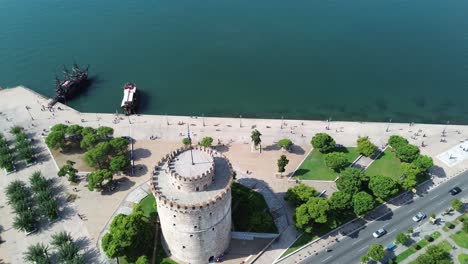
(50, 64), (89, 106)
(121, 82), (139, 115)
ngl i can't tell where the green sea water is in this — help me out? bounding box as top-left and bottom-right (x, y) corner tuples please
(1, 0), (468, 123)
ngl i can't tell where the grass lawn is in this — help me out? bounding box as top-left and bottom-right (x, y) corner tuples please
(459, 253), (468, 264)
(140, 194), (157, 219)
(365, 148), (403, 180)
(437, 240), (453, 252)
(393, 231), (441, 263)
(295, 147), (360, 180)
(232, 182), (278, 233)
(451, 230), (468, 249)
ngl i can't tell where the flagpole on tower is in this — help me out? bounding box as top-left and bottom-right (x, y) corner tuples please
(187, 123), (194, 165)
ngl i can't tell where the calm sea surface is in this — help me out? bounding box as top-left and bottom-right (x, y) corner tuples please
(1, 0), (468, 123)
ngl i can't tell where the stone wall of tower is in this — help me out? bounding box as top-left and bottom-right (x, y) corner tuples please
(156, 190), (231, 264)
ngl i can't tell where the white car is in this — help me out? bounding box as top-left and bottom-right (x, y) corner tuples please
(373, 228), (386, 238)
(412, 212), (426, 222)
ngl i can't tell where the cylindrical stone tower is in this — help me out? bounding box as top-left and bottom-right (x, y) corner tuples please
(150, 146), (234, 264)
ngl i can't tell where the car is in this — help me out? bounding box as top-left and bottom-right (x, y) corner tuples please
(412, 212), (426, 222)
(449, 187), (462, 195)
(373, 228), (386, 238)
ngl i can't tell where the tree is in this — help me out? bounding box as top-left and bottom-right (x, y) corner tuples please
(284, 183), (317, 207)
(45, 131), (66, 150)
(51, 231), (73, 249)
(360, 255), (369, 264)
(400, 162), (421, 190)
(10, 126), (24, 135)
(463, 220), (468, 233)
(84, 142), (111, 168)
(57, 242), (82, 263)
(97, 126), (114, 139)
(88, 169), (113, 191)
(66, 125), (83, 143)
(325, 152), (348, 172)
(58, 160), (78, 183)
(357, 137), (377, 157)
(277, 138), (293, 150)
(336, 167), (365, 194)
(367, 243), (384, 261)
(199, 137), (214, 148)
(415, 244), (451, 264)
(388, 135), (408, 149)
(18, 146), (34, 163)
(352, 191), (375, 216)
(135, 255), (150, 264)
(51, 124), (69, 133)
(101, 205), (153, 260)
(80, 126), (96, 137)
(451, 199), (463, 211)
(395, 232), (409, 245)
(277, 155), (289, 173)
(13, 210), (37, 232)
(250, 211), (276, 233)
(251, 129), (262, 147)
(311, 133), (336, 153)
(396, 144), (420, 163)
(23, 243), (50, 264)
(110, 155), (130, 172)
(305, 197), (330, 224)
(40, 199), (58, 220)
(329, 191), (352, 210)
(110, 137), (129, 155)
(80, 133), (99, 150)
(413, 155), (434, 172)
(369, 175), (399, 200)
(182, 137), (191, 146)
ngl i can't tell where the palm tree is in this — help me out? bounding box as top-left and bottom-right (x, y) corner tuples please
(40, 199), (58, 220)
(36, 189), (53, 204)
(23, 243), (50, 264)
(57, 242), (81, 263)
(6, 187), (31, 205)
(13, 210), (37, 233)
(29, 171), (48, 192)
(51, 231), (73, 248)
(11, 199), (33, 213)
(6, 180), (26, 197)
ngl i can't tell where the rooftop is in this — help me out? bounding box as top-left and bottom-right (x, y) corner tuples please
(170, 150), (213, 178)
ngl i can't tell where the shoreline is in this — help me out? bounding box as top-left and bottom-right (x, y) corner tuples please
(3, 85), (467, 126)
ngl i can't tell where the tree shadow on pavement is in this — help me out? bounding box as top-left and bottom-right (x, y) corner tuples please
(133, 148), (151, 160)
(339, 218), (368, 239)
(131, 164), (148, 177)
(290, 145), (305, 155)
(263, 144), (281, 151)
(364, 205), (394, 222)
(431, 165), (447, 179)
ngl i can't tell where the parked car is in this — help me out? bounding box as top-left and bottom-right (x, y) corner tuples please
(373, 228), (387, 238)
(412, 212), (426, 222)
(449, 187), (462, 195)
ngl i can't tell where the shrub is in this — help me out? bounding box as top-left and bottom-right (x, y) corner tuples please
(311, 133), (335, 153)
(445, 222), (455, 229)
(412, 244), (421, 250)
(425, 235), (434, 242)
(277, 139), (293, 150)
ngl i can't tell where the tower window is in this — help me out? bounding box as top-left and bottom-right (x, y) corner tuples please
(173, 215), (176, 218)
(182, 246), (185, 249)
(173, 223), (176, 226)
(196, 187), (199, 191)
(212, 228), (214, 231)
(190, 234), (193, 237)
(194, 225), (197, 229)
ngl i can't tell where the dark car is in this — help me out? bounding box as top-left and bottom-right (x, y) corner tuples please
(449, 187), (462, 195)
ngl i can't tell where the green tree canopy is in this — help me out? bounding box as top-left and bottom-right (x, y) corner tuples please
(135, 255), (150, 264)
(84, 142), (111, 168)
(101, 205), (153, 260)
(388, 135), (409, 149)
(66, 125), (83, 142)
(352, 191), (375, 216)
(395, 232), (409, 245)
(336, 167), (365, 194)
(277, 138), (293, 150)
(284, 183), (317, 207)
(277, 155), (289, 173)
(109, 155), (130, 172)
(294, 197), (330, 233)
(329, 191), (352, 210)
(369, 175), (399, 200)
(311, 133), (336, 153)
(58, 160), (78, 183)
(325, 152), (349, 172)
(23, 243), (50, 264)
(400, 162), (421, 190)
(80, 133), (99, 150)
(80, 126), (96, 137)
(97, 126), (114, 139)
(51, 124), (69, 133)
(45, 131), (66, 150)
(10, 126), (24, 135)
(451, 199), (463, 211)
(182, 137), (192, 146)
(415, 244), (451, 264)
(357, 137), (377, 157)
(199, 136), (214, 148)
(396, 144), (420, 163)
(413, 155), (434, 172)
(88, 169), (113, 191)
(110, 137), (129, 155)
(251, 129), (262, 146)
(367, 243), (384, 261)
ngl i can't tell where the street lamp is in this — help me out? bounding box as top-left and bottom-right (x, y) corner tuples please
(326, 117), (331, 130)
(202, 113), (205, 127)
(386, 119), (392, 132)
(281, 116), (284, 129)
(239, 115), (242, 128)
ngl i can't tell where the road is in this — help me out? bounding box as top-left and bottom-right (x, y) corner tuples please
(300, 172), (468, 264)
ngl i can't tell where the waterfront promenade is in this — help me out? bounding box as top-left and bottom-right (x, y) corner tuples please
(1, 86), (468, 263)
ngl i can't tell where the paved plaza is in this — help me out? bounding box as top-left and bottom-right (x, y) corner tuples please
(1, 87), (468, 263)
